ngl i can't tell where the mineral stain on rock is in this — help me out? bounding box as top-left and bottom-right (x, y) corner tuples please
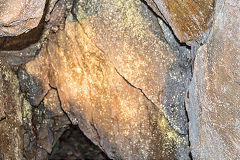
(0, 60), (25, 159)
(144, 0), (215, 43)
(0, 0), (239, 159)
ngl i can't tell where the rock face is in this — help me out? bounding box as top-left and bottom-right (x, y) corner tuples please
(0, 60), (70, 160)
(0, 0), (239, 159)
(187, 0), (240, 159)
(0, 67), (4, 120)
(145, 0), (215, 43)
(71, 0), (191, 135)
(24, 10), (190, 159)
(0, 0), (46, 37)
(0, 60), (24, 159)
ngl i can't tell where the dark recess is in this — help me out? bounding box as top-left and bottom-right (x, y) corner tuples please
(49, 124), (110, 160)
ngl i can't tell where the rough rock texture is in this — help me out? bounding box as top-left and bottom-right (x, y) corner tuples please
(0, 67), (4, 120)
(0, 60), (24, 159)
(145, 0), (215, 43)
(22, 91), (70, 160)
(0, 59), (70, 160)
(1, 0), (239, 159)
(0, 0), (193, 159)
(0, 0), (46, 36)
(72, 0), (191, 135)
(18, 67), (71, 159)
(24, 17), (190, 159)
(187, 0), (240, 159)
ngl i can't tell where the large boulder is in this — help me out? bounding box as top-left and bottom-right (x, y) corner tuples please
(72, 0), (191, 135)
(24, 20), (190, 159)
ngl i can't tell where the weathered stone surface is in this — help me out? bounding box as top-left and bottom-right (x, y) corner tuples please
(0, 60), (24, 159)
(43, 89), (63, 117)
(144, 0), (215, 43)
(187, 0), (240, 159)
(0, 61), (69, 160)
(45, 0), (67, 32)
(25, 14), (190, 160)
(17, 75), (67, 159)
(73, 0), (191, 135)
(18, 67), (46, 106)
(0, 0), (46, 36)
(22, 88), (70, 159)
(0, 68), (4, 120)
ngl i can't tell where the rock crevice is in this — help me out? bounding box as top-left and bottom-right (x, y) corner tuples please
(1, 0), (239, 159)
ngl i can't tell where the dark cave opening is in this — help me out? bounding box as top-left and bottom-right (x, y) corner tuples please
(48, 124), (109, 160)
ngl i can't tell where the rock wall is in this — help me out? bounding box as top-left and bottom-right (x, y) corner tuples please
(0, 60), (24, 159)
(187, 0), (240, 159)
(23, 1), (190, 158)
(144, 0), (215, 43)
(0, 0), (239, 159)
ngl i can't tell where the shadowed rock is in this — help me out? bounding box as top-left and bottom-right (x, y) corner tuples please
(0, 60), (24, 159)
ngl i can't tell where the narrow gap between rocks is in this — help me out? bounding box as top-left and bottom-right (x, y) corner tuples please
(141, 1), (196, 159)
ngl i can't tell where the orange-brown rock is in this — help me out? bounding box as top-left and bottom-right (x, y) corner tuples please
(24, 1), (191, 157)
(0, 0), (46, 36)
(187, 0), (240, 158)
(25, 20), (189, 159)
(145, 0), (215, 43)
(72, 0), (191, 135)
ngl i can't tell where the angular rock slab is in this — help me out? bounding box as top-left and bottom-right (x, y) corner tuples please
(0, 0), (46, 36)
(72, 0), (191, 135)
(144, 0), (215, 43)
(25, 19), (190, 160)
(187, 0), (240, 159)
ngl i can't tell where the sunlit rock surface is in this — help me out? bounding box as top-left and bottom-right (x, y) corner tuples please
(144, 0), (215, 43)
(187, 0), (240, 159)
(25, 17), (190, 158)
(72, 0), (191, 135)
(0, 0), (46, 36)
